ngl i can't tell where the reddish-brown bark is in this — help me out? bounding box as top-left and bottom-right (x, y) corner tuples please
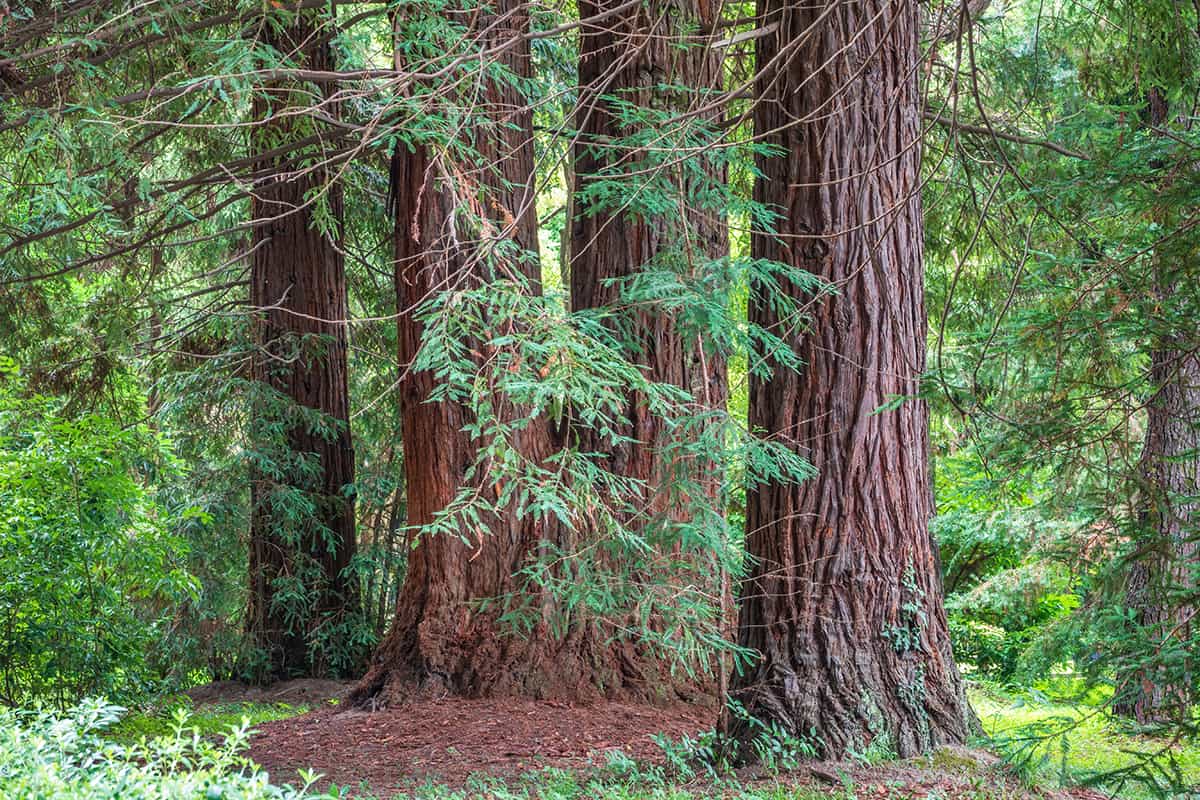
(352, 1), (660, 705)
(246, 7), (358, 680)
(725, 0), (970, 758)
(570, 0), (728, 514)
(566, 0), (732, 699)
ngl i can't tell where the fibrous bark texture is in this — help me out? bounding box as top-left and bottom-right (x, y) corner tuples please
(570, 0), (728, 514)
(353, 1), (650, 706)
(726, 0), (971, 758)
(247, 7), (358, 680)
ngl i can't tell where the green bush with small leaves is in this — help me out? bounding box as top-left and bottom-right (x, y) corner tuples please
(0, 699), (333, 799)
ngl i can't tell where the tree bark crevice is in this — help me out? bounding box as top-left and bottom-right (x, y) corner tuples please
(726, 0), (970, 758)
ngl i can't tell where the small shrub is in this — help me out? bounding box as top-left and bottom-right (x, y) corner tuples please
(0, 698), (335, 799)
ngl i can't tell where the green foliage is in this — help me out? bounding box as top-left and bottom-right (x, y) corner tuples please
(0, 362), (196, 706)
(974, 682), (1200, 799)
(932, 448), (1083, 679)
(923, 0), (1200, 715)
(0, 699), (333, 799)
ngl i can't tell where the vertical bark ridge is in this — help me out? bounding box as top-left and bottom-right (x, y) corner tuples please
(727, 0), (970, 758)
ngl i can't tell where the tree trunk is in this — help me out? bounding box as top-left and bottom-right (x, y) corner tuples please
(1114, 344), (1200, 724)
(570, 0), (728, 516)
(725, 0), (970, 758)
(246, 6), (359, 681)
(352, 0), (646, 706)
(1113, 91), (1199, 724)
(567, 0), (731, 697)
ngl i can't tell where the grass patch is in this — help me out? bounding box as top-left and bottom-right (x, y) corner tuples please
(105, 698), (308, 744)
(969, 682), (1200, 798)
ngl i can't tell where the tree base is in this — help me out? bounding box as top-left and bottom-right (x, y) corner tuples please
(349, 612), (715, 709)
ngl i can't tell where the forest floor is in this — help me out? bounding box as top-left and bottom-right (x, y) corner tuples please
(114, 680), (1194, 799)
(248, 694), (711, 792)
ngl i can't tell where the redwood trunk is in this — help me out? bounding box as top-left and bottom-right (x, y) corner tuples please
(353, 1), (637, 705)
(567, 0), (731, 696)
(247, 8), (358, 681)
(726, 0), (970, 758)
(570, 0), (728, 513)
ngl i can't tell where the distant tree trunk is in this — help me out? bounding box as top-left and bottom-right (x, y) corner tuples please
(570, 0), (728, 515)
(352, 0), (645, 705)
(246, 6), (358, 681)
(725, 0), (970, 758)
(1113, 91), (1199, 725)
(1115, 348), (1200, 724)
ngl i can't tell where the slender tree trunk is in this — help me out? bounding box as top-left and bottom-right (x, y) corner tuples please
(246, 6), (358, 681)
(352, 1), (645, 705)
(570, 0), (728, 515)
(1114, 346), (1200, 724)
(725, 0), (970, 758)
(1113, 91), (1199, 724)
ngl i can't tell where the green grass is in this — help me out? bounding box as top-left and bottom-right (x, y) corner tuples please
(104, 698), (308, 744)
(969, 681), (1200, 798)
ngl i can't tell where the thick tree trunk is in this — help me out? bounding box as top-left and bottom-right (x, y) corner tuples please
(246, 7), (358, 681)
(352, 1), (650, 705)
(725, 0), (970, 758)
(570, 0), (728, 515)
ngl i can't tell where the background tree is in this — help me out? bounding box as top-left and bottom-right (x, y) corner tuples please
(567, 0), (734, 697)
(570, 0), (729, 516)
(245, 4), (362, 681)
(1111, 89), (1200, 725)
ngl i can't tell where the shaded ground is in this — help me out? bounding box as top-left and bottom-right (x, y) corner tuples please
(185, 677), (353, 706)
(247, 697), (710, 793)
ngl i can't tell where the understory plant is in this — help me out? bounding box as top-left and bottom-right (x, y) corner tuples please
(0, 699), (333, 799)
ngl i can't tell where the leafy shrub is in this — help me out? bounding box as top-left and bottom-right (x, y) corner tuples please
(0, 699), (331, 799)
(932, 451), (1084, 680)
(0, 361), (196, 705)
(945, 561), (1080, 680)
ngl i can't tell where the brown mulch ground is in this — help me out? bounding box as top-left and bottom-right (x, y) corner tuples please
(247, 697), (712, 793)
(223, 683), (1108, 800)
